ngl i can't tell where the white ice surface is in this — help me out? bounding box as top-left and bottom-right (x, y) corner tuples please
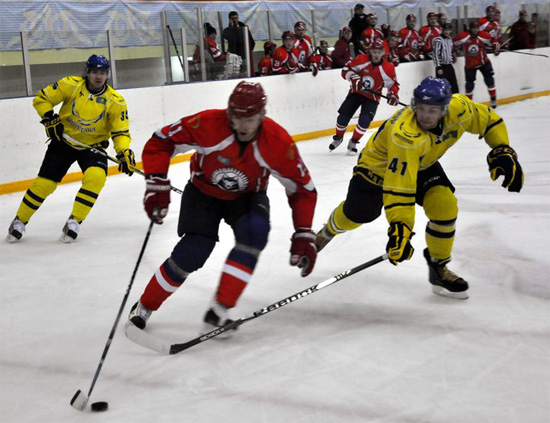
(1, 97), (549, 423)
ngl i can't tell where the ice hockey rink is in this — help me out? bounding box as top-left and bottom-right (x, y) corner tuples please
(0, 96), (549, 423)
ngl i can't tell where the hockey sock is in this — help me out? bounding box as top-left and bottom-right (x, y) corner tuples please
(141, 233), (215, 310)
(336, 114), (351, 137)
(488, 86), (497, 99)
(70, 167), (106, 222)
(327, 202), (362, 234)
(216, 211), (269, 308)
(423, 185), (457, 260)
(16, 176), (57, 224)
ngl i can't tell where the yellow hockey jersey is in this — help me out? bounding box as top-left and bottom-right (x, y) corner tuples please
(356, 93), (510, 229)
(33, 76), (131, 154)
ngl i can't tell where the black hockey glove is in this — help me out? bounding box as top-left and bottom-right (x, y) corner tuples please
(386, 222), (415, 265)
(40, 110), (64, 143)
(487, 145), (524, 193)
(116, 149), (136, 176)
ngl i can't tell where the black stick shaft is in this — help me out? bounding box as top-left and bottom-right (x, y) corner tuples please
(85, 221), (155, 397)
(169, 253), (388, 354)
(167, 24), (185, 70)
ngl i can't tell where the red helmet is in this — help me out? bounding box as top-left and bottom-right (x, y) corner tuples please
(342, 26), (352, 33)
(228, 82), (267, 117)
(519, 9), (527, 16)
(406, 14), (416, 22)
(486, 6), (496, 15)
(263, 41), (276, 55)
(282, 30), (294, 41)
(367, 38), (385, 52)
(294, 21), (307, 31)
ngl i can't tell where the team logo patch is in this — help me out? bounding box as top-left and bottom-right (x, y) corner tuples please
(468, 44), (480, 55)
(362, 76), (376, 90)
(211, 168), (249, 192)
(217, 155), (231, 165)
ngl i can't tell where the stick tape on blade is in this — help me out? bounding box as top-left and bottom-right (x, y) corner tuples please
(70, 390), (88, 411)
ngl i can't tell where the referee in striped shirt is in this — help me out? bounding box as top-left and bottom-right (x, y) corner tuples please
(432, 22), (459, 93)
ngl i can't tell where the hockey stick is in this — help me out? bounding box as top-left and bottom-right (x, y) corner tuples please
(63, 135), (184, 195)
(70, 220), (155, 411)
(501, 49), (549, 58)
(167, 24), (186, 72)
(125, 253), (389, 355)
(362, 87), (409, 107)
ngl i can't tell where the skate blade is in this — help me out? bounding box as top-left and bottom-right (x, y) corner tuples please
(431, 285), (469, 300)
(6, 233), (21, 243)
(60, 234), (77, 243)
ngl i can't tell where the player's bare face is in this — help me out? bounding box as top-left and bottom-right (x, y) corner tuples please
(407, 20), (416, 30)
(415, 104), (444, 130)
(369, 48), (385, 64)
(295, 29), (306, 39)
(87, 69), (108, 92)
(283, 38), (294, 50)
(428, 17), (438, 27)
(231, 114), (263, 142)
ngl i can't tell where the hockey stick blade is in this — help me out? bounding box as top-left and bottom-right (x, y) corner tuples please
(70, 389), (88, 411)
(124, 321), (171, 354)
(125, 253), (388, 355)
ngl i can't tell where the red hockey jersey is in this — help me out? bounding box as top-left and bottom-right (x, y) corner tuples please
(419, 25), (442, 54)
(272, 47), (302, 74)
(453, 30), (497, 69)
(293, 35), (314, 66)
(257, 56), (272, 76)
(309, 53), (333, 71)
(479, 17), (502, 41)
(398, 28), (423, 60)
(342, 54), (399, 101)
(142, 109), (317, 230)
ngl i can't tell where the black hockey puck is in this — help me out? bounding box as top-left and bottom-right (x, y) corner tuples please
(91, 401), (109, 412)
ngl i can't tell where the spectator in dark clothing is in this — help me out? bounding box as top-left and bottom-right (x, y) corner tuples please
(509, 10), (537, 50)
(348, 4), (368, 56)
(222, 11), (256, 73)
(332, 26), (353, 68)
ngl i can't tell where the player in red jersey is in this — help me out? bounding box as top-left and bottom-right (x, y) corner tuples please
(419, 12), (442, 58)
(387, 31), (403, 67)
(309, 40), (333, 76)
(453, 21), (500, 108)
(399, 14), (424, 61)
(257, 41), (276, 76)
(128, 81), (318, 331)
(272, 31), (302, 74)
(479, 6), (502, 43)
(360, 13), (384, 53)
(329, 39), (400, 155)
(192, 24), (226, 80)
(293, 21), (314, 70)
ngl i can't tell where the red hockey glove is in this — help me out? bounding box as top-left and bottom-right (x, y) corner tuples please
(310, 63), (319, 77)
(290, 228), (317, 277)
(116, 149), (136, 176)
(349, 74), (362, 92)
(40, 111), (64, 143)
(387, 91), (400, 106)
(386, 222), (415, 265)
(144, 175), (171, 224)
(286, 58), (299, 74)
(487, 145), (524, 192)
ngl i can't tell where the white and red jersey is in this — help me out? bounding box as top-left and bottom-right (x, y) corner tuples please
(399, 28), (423, 60)
(309, 53), (333, 71)
(360, 27), (384, 50)
(419, 25), (442, 54)
(453, 30), (496, 69)
(272, 46), (302, 74)
(293, 35), (314, 67)
(143, 109), (317, 230)
(257, 56), (272, 76)
(192, 37), (225, 63)
(479, 17), (502, 42)
(342, 54), (399, 101)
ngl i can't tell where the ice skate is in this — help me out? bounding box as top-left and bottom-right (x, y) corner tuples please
(347, 139), (359, 156)
(490, 98), (497, 109)
(60, 217), (80, 243)
(315, 225), (335, 252)
(423, 249), (469, 300)
(128, 301), (152, 330)
(202, 301), (236, 338)
(329, 135), (344, 151)
(6, 217), (25, 243)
